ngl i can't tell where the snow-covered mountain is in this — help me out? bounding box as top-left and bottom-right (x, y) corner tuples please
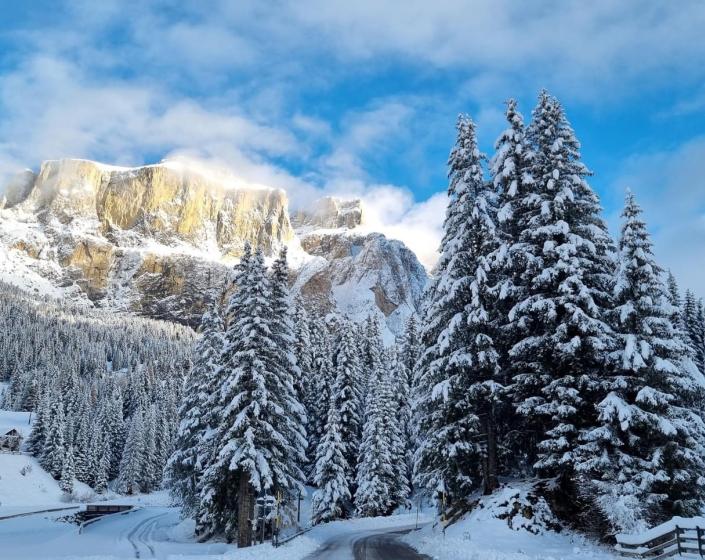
(0, 159), (427, 336)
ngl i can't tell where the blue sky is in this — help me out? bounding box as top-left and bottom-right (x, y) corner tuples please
(1, 1), (704, 290)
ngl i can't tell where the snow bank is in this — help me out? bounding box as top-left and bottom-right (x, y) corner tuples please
(403, 486), (615, 560)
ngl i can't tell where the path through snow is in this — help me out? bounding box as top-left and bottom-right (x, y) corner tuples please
(305, 525), (430, 559)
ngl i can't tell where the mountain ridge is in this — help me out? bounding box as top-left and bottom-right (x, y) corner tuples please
(0, 158), (428, 338)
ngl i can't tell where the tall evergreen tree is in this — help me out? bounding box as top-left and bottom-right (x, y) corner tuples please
(490, 98), (535, 475)
(311, 403), (351, 523)
(167, 304), (224, 516)
(577, 191), (705, 532)
(269, 247), (307, 464)
(198, 247), (306, 547)
(332, 323), (363, 478)
(684, 290), (705, 373)
(507, 91), (615, 490)
(399, 317), (421, 493)
(414, 115), (495, 506)
(356, 368), (394, 517)
(118, 410), (145, 495)
(41, 391), (66, 478)
(94, 435), (111, 494)
(27, 390), (50, 456)
(306, 317), (334, 482)
(292, 300), (314, 423)
(73, 406), (91, 484)
(141, 405), (159, 492)
(60, 446), (75, 494)
(381, 347), (410, 509)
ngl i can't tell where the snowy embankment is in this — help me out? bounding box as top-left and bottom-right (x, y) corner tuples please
(0, 410), (85, 515)
(403, 487), (617, 560)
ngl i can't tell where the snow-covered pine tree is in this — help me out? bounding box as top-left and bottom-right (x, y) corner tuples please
(664, 274), (705, 414)
(97, 386), (125, 480)
(356, 365), (395, 517)
(666, 272), (683, 327)
(198, 246), (306, 547)
(168, 304), (224, 516)
(684, 290), (705, 373)
(360, 316), (384, 406)
(577, 191), (705, 533)
(697, 299), (705, 374)
(398, 317), (421, 493)
(332, 322), (363, 479)
(306, 317), (334, 482)
(60, 445), (75, 494)
(27, 389), (50, 456)
(292, 299), (314, 422)
(489, 98), (535, 476)
(141, 405), (158, 492)
(193, 250), (252, 541)
(73, 405), (91, 484)
(382, 347), (410, 509)
(508, 91), (615, 491)
(355, 378), (386, 518)
(414, 114), (495, 507)
(118, 409), (145, 495)
(94, 435), (110, 494)
(311, 402), (352, 523)
(269, 247), (307, 465)
(41, 390), (66, 478)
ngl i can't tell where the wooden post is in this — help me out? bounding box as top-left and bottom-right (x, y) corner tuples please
(237, 472), (254, 548)
(260, 494), (266, 545)
(415, 497), (420, 530)
(297, 489), (302, 525)
(697, 526), (703, 557)
(675, 525), (682, 556)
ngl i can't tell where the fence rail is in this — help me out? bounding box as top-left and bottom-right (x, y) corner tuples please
(616, 523), (705, 559)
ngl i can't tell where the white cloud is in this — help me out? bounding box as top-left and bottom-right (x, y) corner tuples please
(359, 189), (447, 269)
(2, 0), (704, 276)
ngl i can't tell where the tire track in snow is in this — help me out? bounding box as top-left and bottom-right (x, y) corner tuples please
(126, 512), (167, 558)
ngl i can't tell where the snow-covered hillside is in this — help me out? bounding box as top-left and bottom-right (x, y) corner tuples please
(0, 410), (93, 515)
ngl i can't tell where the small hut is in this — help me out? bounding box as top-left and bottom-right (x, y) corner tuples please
(0, 428), (22, 452)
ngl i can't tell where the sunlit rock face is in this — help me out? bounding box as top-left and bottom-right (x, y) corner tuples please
(0, 159), (427, 335)
(294, 231), (428, 336)
(17, 159), (293, 257)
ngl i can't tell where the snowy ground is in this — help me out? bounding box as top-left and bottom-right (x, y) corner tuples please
(0, 506), (429, 560)
(403, 487), (617, 560)
(1, 409), (617, 559)
(0, 500), (620, 560)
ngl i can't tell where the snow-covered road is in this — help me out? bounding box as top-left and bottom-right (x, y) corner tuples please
(305, 525), (430, 560)
(0, 506), (229, 559)
(0, 505), (435, 559)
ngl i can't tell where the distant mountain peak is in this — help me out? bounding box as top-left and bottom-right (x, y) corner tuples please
(0, 158), (426, 336)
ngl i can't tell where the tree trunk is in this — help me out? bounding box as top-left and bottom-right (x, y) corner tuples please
(237, 472), (254, 548)
(483, 411), (499, 495)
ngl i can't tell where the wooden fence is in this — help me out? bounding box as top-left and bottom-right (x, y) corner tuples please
(616, 523), (705, 558)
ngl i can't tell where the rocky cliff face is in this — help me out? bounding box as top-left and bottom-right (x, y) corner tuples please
(0, 159), (427, 336)
(16, 159), (293, 256)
